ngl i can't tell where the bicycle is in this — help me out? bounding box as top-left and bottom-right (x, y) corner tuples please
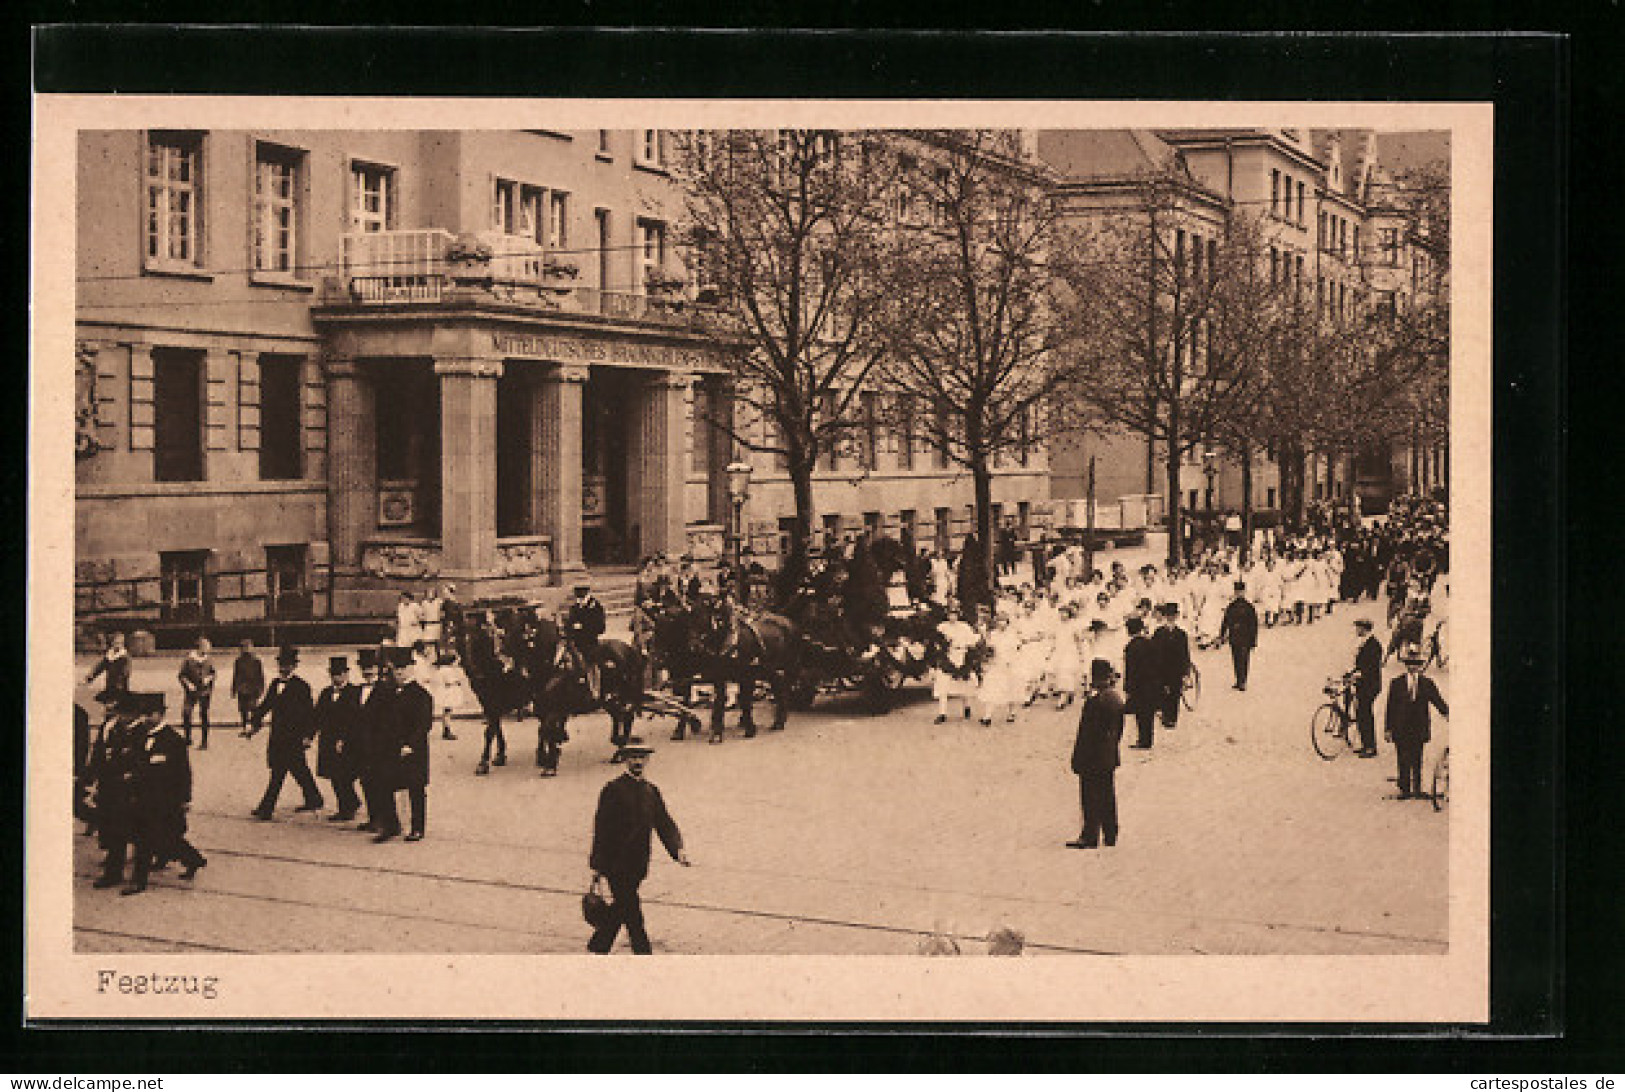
(1310, 673), (1361, 760)
(1181, 663), (1201, 711)
(1426, 618), (1449, 671)
(1429, 746), (1450, 810)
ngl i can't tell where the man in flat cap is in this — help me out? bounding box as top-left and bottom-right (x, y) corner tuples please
(247, 646), (322, 820)
(1068, 659), (1125, 849)
(588, 745), (690, 954)
(313, 655), (361, 822)
(1218, 581), (1260, 692)
(121, 693), (207, 895)
(1351, 618), (1384, 757)
(1384, 649), (1449, 799)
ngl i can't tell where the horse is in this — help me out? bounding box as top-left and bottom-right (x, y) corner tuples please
(688, 595), (802, 741)
(531, 638), (647, 774)
(644, 600), (710, 740)
(445, 605), (544, 776)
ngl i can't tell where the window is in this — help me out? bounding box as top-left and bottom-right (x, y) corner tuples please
(691, 382), (713, 474)
(152, 347), (204, 482)
(932, 167), (952, 227)
(1267, 487), (1277, 508)
(597, 130), (613, 157)
(636, 130), (665, 168)
(636, 219), (666, 292)
(1296, 180), (1306, 225)
(266, 544), (311, 620)
(595, 209), (613, 289)
(547, 191), (570, 249)
(253, 144), (302, 274)
(350, 162), (394, 233)
(258, 354), (304, 480)
(900, 509), (917, 542)
(1188, 489), (1199, 512)
(160, 550), (211, 625)
(933, 403), (951, 469)
(1270, 169), (1280, 217)
(1381, 227), (1400, 265)
(860, 391), (879, 470)
(1353, 225), (1361, 262)
(145, 131), (203, 268)
(1018, 405), (1032, 467)
(1270, 248), (1280, 284)
(1294, 254), (1305, 297)
(819, 391), (840, 472)
(864, 511), (882, 540)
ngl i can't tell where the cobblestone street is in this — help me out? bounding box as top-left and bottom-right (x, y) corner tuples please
(71, 580), (1451, 957)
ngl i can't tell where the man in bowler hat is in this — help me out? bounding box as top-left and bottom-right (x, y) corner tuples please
(588, 745), (690, 954)
(1068, 659), (1124, 849)
(247, 646), (322, 819)
(1385, 650), (1449, 799)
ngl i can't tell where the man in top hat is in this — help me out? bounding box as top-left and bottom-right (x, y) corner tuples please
(120, 692), (207, 895)
(1384, 649), (1449, 799)
(247, 646), (322, 820)
(313, 655), (361, 822)
(1151, 603), (1192, 732)
(351, 647), (394, 834)
(563, 582), (607, 701)
(1351, 618), (1384, 757)
(587, 744), (690, 954)
(88, 691), (143, 888)
(1068, 659), (1125, 849)
(1218, 581), (1260, 691)
(1122, 615), (1157, 749)
(384, 646), (435, 842)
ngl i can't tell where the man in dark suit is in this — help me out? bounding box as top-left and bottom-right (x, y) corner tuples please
(1122, 616), (1157, 749)
(89, 693), (141, 889)
(1351, 618), (1384, 757)
(122, 692), (207, 895)
(1151, 603), (1192, 731)
(231, 639), (266, 732)
(247, 646), (322, 819)
(354, 648), (397, 837)
(313, 655), (360, 822)
(1384, 651), (1449, 798)
(1218, 581), (1260, 691)
(588, 745), (690, 954)
(387, 647), (436, 842)
(1068, 659), (1124, 849)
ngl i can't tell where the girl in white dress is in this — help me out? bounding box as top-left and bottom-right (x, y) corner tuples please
(932, 606), (982, 723)
(1047, 603), (1088, 710)
(1199, 567), (1229, 647)
(1258, 556), (1284, 626)
(977, 613), (1027, 725)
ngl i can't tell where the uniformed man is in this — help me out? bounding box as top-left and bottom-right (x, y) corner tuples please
(247, 646), (323, 820)
(89, 692), (141, 889)
(313, 655), (361, 822)
(1218, 581), (1260, 691)
(1068, 659), (1125, 849)
(587, 744), (690, 955)
(386, 646), (435, 843)
(1351, 618), (1384, 757)
(121, 692), (207, 895)
(563, 583), (607, 700)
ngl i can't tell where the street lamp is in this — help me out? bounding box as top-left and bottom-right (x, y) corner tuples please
(725, 459), (754, 588)
(1202, 449), (1217, 515)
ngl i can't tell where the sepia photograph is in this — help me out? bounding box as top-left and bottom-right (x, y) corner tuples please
(29, 95), (1492, 1022)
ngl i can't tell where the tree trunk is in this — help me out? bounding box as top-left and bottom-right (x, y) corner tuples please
(1240, 440), (1254, 566)
(1279, 438), (1306, 530)
(1165, 410), (1183, 570)
(972, 453), (995, 606)
(778, 453), (816, 605)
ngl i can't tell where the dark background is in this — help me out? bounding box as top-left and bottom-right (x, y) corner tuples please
(16, 19), (1592, 1073)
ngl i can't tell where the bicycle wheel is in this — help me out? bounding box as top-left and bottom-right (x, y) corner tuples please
(1310, 703), (1343, 760)
(1430, 750), (1450, 810)
(1182, 664), (1201, 711)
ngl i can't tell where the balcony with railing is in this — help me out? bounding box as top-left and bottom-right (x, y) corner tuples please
(336, 229), (730, 334)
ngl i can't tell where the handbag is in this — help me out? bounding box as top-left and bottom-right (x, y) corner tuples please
(581, 875), (614, 929)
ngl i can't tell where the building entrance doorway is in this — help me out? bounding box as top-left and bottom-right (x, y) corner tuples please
(582, 369), (634, 565)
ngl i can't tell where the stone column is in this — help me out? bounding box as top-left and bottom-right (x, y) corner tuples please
(436, 355), (503, 577)
(325, 355), (374, 577)
(536, 362), (589, 581)
(638, 371), (694, 556)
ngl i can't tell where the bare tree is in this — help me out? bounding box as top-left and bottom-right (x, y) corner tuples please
(881, 130), (1071, 603)
(671, 129), (901, 595)
(1055, 174), (1271, 568)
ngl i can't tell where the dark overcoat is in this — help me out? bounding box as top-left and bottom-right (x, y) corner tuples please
(391, 681), (435, 790)
(1151, 625), (1193, 692)
(1384, 673), (1449, 745)
(1219, 598), (1259, 650)
(130, 722), (192, 845)
(352, 679), (395, 780)
(313, 683), (359, 780)
(589, 773), (683, 882)
(1122, 635), (1157, 712)
(1071, 687), (1125, 776)
(252, 674), (315, 767)
(1354, 636), (1384, 698)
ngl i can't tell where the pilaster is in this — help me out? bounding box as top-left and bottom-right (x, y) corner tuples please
(537, 362), (589, 580)
(436, 356), (504, 577)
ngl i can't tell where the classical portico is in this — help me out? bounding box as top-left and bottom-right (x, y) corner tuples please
(315, 309), (723, 617)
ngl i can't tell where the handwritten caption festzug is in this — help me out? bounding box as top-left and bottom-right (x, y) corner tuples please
(97, 968), (219, 1000)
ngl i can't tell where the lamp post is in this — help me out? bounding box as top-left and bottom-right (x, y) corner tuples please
(1202, 449), (1218, 553)
(725, 459), (753, 592)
